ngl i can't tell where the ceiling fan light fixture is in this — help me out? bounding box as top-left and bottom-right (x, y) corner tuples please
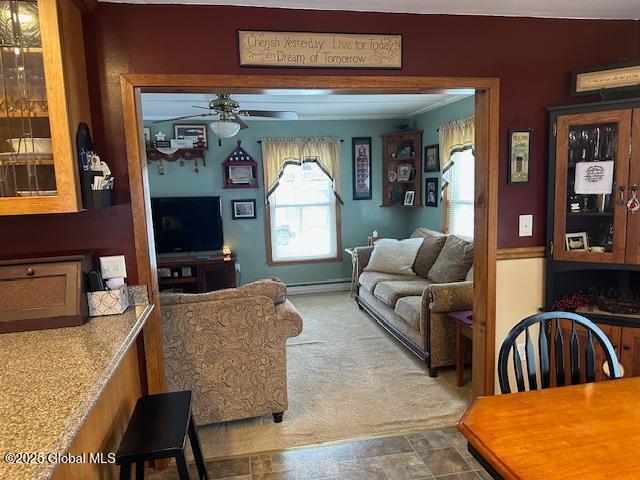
(209, 120), (240, 138)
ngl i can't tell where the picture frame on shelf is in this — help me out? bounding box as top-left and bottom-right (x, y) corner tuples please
(387, 170), (397, 182)
(397, 163), (412, 181)
(174, 124), (208, 149)
(425, 177), (438, 207)
(403, 190), (415, 206)
(424, 144), (440, 172)
(352, 137), (372, 200)
(508, 129), (532, 184)
(231, 199), (257, 219)
(565, 232), (588, 252)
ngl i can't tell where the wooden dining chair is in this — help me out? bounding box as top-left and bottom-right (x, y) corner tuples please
(497, 311), (621, 394)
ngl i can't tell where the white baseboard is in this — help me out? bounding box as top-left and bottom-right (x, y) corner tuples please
(287, 281), (352, 295)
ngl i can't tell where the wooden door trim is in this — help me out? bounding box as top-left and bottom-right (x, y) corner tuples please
(120, 74), (499, 397)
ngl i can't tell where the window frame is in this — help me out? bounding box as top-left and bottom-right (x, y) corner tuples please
(265, 161), (342, 266)
(442, 147), (475, 237)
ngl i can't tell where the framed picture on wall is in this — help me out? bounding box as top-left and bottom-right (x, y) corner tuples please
(352, 137), (372, 200)
(508, 129), (532, 184)
(425, 177), (438, 207)
(231, 199), (256, 219)
(174, 124), (208, 149)
(424, 144), (440, 172)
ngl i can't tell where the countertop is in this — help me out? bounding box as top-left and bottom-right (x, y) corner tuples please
(0, 304), (153, 480)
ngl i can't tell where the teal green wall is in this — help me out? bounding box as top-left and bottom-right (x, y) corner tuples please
(410, 96), (475, 231)
(146, 119), (415, 285)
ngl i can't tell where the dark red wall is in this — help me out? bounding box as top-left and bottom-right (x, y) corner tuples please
(1, 4), (639, 275)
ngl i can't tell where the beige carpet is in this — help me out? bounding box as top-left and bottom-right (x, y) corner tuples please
(197, 291), (471, 459)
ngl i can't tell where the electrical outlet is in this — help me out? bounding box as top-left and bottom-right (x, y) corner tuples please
(519, 214), (533, 237)
(516, 342), (526, 360)
(235, 263), (241, 273)
(100, 255), (127, 279)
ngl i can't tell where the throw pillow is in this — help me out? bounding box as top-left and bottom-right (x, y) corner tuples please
(364, 238), (424, 275)
(428, 235), (474, 283)
(411, 228), (448, 278)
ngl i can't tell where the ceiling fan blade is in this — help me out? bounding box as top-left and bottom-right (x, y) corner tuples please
(239, 110), (298, 120)
(152, 112), (218, 123)
(232, 115), (249, 130)
(192, 105), (212, 110)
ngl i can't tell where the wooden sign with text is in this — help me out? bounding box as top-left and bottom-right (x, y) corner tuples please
(238, 31), (402, 69)
(572, 62), (640, 96)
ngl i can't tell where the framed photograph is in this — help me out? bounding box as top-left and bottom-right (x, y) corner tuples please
(228, 165), (254, 184)
(508, 129), (532, 184)
(565, 232), (588, 252)
(174, 124), (208, 149)
(143, 127), (151, 147)
(352, 137), (372, 200)
(424, 144), (440, 172)
(387, 170), (397, 182)
(425, 178), (438, 207)
(232, 199), (256, 219)
(397, 163), (412, 181)
(403, 190), (415, 206)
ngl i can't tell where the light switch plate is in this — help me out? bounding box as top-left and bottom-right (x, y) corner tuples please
(100, 255), (127, 280)
(519, 214), (533, 237)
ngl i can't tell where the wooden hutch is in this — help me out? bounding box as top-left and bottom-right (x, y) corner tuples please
(546, 97), (640, 380)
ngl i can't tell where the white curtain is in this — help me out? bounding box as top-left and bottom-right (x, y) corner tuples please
(260, 137), (342, 202)
(439, 115), (475, 194)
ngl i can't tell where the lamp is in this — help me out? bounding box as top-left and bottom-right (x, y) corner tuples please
(209, 120), (240, 139)
(222, 245), (232, 256)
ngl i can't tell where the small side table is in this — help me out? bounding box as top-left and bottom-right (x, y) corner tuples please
(345, 248), (358, 297)
(448, 310), (473, 387)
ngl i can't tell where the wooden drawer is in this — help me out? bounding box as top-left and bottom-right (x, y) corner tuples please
(0, 255), (92, 333)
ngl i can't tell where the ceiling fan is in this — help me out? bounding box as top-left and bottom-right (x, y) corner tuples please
(154, 94), (299, 140)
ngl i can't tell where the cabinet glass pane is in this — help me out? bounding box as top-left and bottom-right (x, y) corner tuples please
(0, 0), (55, 198)
(564, 122), (618, 254)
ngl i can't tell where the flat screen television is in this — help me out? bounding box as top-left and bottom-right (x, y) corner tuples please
(151, 196), (223, 254)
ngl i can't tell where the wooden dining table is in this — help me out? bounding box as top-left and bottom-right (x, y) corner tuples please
(458, 377), (640, 479)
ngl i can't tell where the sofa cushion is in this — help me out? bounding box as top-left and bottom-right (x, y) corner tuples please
(373, 279), (432, 307)
(394, 296), (422, 331)
(364, 238), (424, 275)
(411, 228), (448, 278)
(428, 235), (474, 283)
(358, 271), (417, 293)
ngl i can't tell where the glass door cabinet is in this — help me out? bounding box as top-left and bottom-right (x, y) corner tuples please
(0, 0), (91, 215)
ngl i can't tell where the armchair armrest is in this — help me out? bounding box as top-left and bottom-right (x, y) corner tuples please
(355, 246), (374, 278)
(427, 281), (473, 313)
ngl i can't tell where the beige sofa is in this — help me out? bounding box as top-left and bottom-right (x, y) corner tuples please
(355, 228), (473, 376)
(159, 279), (303, 425)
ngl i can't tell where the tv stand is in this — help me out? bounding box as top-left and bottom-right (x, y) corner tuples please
(157, 254), (236, 293)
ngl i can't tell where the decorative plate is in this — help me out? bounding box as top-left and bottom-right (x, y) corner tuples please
(387, 170), (397, 182)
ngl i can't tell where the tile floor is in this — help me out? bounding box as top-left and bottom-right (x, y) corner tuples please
(147, 427), (490, 480)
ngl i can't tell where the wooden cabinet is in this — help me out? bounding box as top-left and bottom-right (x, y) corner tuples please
(552, 107), (640, 263)
(381, 131), (422, 207)
(0, 0), (92, 215)
(157, 255), (236, 293)
(620, 326), (640, 377)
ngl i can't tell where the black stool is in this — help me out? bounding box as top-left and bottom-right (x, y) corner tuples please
(116, 391), (209, 480)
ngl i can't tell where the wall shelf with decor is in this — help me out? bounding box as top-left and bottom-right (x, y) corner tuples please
(222, 140), (259, 189)
(146, 147), (206, 163)
(380, 131), (423, 207)
(545, 97), (640, 380)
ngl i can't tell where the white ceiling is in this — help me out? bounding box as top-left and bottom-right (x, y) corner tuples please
(141, 92), (473, 121)
(101, 0), (640, 20)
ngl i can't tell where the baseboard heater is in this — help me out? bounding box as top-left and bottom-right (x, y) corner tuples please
(286, 279), (351, 295)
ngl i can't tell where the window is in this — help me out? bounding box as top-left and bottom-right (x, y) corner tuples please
(444, 148), (475, 238)
(269, 161), (338, 262)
